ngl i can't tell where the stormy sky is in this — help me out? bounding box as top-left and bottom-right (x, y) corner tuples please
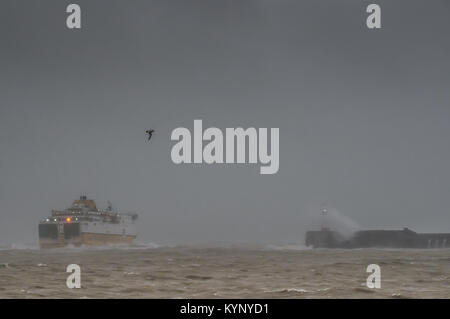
(1, 0), (450, 246)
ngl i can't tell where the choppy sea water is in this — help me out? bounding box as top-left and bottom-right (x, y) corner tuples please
(1, 244), (450, 298)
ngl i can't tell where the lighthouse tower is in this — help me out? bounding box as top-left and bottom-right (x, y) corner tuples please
(320, 206), (329, 231)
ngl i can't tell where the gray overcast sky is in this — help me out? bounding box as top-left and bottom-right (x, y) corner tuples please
(1, 0), (450, 245)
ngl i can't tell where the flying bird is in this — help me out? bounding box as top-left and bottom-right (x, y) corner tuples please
(146, 129), (155, 141)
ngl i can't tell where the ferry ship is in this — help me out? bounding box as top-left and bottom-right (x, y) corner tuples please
(38, 196), (138, 248)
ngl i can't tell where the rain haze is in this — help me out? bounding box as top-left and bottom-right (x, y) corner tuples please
(1, 0), (450, 247)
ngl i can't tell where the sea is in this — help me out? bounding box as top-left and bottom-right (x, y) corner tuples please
(1, 243), (450, 298)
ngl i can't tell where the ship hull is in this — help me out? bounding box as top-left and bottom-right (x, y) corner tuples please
(80, 233), (136, 246)
(38, 220), (138, 249)
(39, 232), (137, 249)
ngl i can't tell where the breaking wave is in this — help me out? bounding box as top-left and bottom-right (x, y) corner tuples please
(0, 243), (39, 251)
(264, 244), (311, 251)
(0, 242), (165, 252)
(49, 242), (166, 252)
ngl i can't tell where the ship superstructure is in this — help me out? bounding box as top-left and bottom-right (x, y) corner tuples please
(38, 196), (138, 248)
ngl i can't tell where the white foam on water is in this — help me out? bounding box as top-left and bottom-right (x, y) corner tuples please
(25, 241), (167, 253)
(264, 244), (311, 251)
(0, 243), (39, 251)
(131, 241), (163, 249)
(263, 287), (309, 294)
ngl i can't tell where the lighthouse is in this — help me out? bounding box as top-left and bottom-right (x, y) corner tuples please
(320, 206), (329, 231)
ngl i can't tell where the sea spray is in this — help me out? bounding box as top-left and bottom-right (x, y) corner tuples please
(305, 204), (361, 238)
